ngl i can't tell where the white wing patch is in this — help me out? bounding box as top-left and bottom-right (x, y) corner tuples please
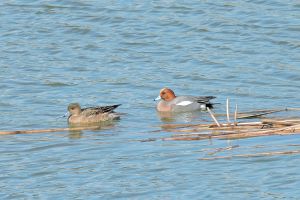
(176, 101), (193, 106)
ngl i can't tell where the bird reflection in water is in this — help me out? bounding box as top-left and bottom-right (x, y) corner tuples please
(67, 121), (118, 139)
(157, 111), (209, 123)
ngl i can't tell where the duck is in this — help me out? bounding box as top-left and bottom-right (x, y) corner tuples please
(67, 103), (121, 124)
(154, 88), (216, 112)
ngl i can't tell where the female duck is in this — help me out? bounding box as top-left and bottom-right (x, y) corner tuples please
(67, 103), (121, 124)
(155, 88), (215, 112)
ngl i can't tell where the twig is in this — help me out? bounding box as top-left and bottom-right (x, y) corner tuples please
(214, 108), (293, 118)
(234, 104), (238, 126)
(162, 124), (300, 141)
(226, 98), (231, 124)
(263, 118), (300, 126)
(220, 124), (300, 139)
(207, 107), (221, 127)
(286, 107), (300, 111)
(169, 124), (263, 136)
(199, 149), (300, 160)
(237, 109), (287, 119)
(0, 126), (102, 135)
(157, 121), (264, 133)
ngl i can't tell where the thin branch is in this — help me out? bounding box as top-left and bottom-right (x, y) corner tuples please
(207, 107), (221, 127)
(226, 98), (231, 124)
(237, 109), (287, 119)
(0, 126), (101, 135)
(234, 104), (238, 126)
(162, 124), (300, 141)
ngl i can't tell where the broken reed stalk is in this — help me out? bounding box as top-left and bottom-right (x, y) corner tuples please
(162, 124), (300, 141)
(214, 108), (292, 119)
(234, 104), (238, 126)
(286, 107), (300, 111)
(168, 124), (264, 135)
(237, 109), (287, 119)
(159, 103), (300, 142)
(222, 124), (300, 139)
(160, 121), (263, 131)
(226, 98), (231, 124)
(0, 126), (101, 135)
(263, 118), (300, 126)
(207, 107), (221, 127)
(199, 149), (300, 160)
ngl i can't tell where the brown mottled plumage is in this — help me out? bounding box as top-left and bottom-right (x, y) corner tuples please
(67, 103), (121, 124)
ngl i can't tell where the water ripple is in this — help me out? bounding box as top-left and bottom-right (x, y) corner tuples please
(0, 0), (300, 199)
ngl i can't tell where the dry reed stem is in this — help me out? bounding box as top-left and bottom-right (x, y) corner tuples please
(215, 108), (292, 118)
(286, 108), (300, 111)
(170, 126), (263, 136)
(226, 98), (231, 124)
(263, 118), (300, 126)
(162, 124), (300, 141)
(234, 104), (238, 126)
(161, 121), (263, 131)
(0, 126), (101, 135)
(207, 107), (221, 127)
(199, 149), (300, 160)
(237, 109), (287, 119)
(160, 108), (299, 130)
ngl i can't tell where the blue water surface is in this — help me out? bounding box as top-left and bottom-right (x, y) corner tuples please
(0, 0), (300, 199)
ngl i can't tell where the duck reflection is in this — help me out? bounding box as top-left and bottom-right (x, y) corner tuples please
(67, 120), (118, 139)
(157, 111), (207, 123)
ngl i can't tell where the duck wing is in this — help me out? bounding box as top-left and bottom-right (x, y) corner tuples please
(195, 96), (216, 104)
(81, 104), (121, 117)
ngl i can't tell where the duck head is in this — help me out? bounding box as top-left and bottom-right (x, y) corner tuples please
(155, 88), (176, 102)
(68, 103), (82, 116)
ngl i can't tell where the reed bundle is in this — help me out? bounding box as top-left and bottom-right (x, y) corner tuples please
(161, 99), (300, 141)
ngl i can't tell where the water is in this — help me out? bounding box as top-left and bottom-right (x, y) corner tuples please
(1, 0), (300, 199)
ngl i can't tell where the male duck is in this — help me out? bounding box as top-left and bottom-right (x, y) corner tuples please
(155, 88), (216, 112)
(67, 103), (121, 124)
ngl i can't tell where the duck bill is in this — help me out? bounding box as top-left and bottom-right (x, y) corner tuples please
(154, 96), (161, 101)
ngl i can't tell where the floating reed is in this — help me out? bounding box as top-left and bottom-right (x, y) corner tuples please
(162, 120), (300, 141)
(160, 100), (300, 142)
(0, 125), (102, 135)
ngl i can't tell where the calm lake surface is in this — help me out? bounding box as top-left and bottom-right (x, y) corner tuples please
(1, 0), (300, 199)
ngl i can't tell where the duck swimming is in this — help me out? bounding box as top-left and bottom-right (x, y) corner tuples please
(155, 88), (216, 112)
(67, 103), (121, 124)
